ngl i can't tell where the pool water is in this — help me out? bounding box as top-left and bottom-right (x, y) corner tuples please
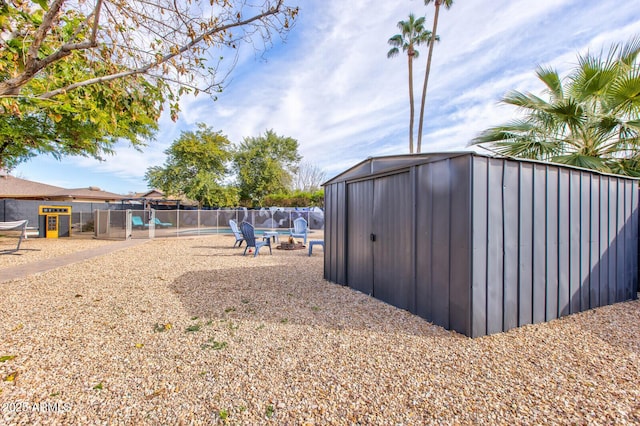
(175, 227), (302, 236)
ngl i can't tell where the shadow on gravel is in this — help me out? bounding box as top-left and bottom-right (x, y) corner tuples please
(0, 248), (41, 255)
(168, 264), (450, 338)
(575, 299), (640, 355)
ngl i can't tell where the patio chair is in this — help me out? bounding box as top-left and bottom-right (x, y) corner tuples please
(154, 217), (173, 228)
(0, 220), (28, 254)
(240, 221), (272, 257)
(289, 217), (308, 245)
(229, 220), (245, 247)
(132, 216), (146, 229)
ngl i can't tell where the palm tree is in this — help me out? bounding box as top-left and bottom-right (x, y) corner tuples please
(417, 0), (453, 153)
(387, 14), (430, 154)
(471, 37), (640, 176)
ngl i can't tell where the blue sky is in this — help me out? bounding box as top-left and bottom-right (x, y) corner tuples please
(13, 0), (640, 195)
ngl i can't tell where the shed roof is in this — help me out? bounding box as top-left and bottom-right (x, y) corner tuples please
(323, 151), (640, 185)
(323, 152), (471, 185)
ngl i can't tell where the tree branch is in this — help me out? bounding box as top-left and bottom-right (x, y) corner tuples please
(36, 2), (287, 99)
(26, 0), (65, 65)
(0, 0), (103, 96)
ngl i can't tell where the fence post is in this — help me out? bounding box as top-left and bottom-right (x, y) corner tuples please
(126, 210), (132, 240)
(149, 209), (155, 239)
(94, 209), (98, 239)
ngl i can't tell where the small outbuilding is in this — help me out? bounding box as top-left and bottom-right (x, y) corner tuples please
(323, 152), (639, 337)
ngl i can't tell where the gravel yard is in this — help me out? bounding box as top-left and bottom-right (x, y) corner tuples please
(0, 234), (639, 425)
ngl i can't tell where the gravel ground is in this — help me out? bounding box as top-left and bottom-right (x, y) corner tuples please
(0, 234), (639, 425)
(0, 235), (113, 269)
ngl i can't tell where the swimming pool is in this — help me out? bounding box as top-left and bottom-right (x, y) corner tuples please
(174, 227), (304, 236)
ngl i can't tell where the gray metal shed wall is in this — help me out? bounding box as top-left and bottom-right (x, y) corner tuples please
(346, 180), (373, 293)
(342, 171), (415, 312)
(369, 172), (414, 312)
(323, 182), (347, 284)
(414, 156), (472, 335)
(324, 156), (473, 335)
(470, 156), (639, 337)
(324, 153), (638, 337)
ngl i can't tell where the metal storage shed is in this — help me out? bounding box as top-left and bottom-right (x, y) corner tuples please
(323, 152), (639, 337)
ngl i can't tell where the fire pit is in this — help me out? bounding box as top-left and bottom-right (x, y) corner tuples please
(277, 242), (306, 250)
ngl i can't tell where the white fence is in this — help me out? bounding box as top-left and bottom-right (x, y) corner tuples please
(94, 208), (324, 240)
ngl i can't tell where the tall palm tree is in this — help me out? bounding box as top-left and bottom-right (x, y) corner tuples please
(417, 0), (454, 153)
(387, 14), (430, 154)
(471, 37), (640, 176)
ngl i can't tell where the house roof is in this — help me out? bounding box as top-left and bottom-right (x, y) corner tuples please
(0, 174), (67, 198)
(56, 187), (125, 201)
(0, 173), (125, 201)
(123, 188), (198, 206)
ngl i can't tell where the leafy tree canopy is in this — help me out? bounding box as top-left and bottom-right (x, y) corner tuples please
(0, 0), (298, 170)
(472, 36), (640, 176)
(233, 129), (301, 206)
(144, 123), (238, 207)
(264, 189), (324, 208)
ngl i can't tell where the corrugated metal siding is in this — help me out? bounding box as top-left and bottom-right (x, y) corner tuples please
(323, 181), (347, 285)
(336, 181), (346, 284)
(346, 180), (373, 294)
(414, 156), (471, 335)
(416, 165), (435, 321)
(532, 164), (547, 323)
(486, 158), (505, 334)
(447, 156), (472, 334)
(470, 157), (488, 337)
(545, 167), (559, 321)
(470, 157), (639, 336)
(325, 152), (638, 338)
(372, 172), (413, 312)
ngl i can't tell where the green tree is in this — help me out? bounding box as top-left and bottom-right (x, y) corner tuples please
(0, 72), (162, 171)
(263, 189), (324, 207)
(471, 37), (640, 176)
(417, 0), (452, 153)
(233, 129), (301, 206)
(145, 124), (237, 207)
(0, 0), (298, 170)
(387, 14), (431, 154)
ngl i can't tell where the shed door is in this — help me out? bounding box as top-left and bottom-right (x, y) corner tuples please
(372, 173), (413, 311)
(347, 180), (374, 294)
(346, 173), (413, 311)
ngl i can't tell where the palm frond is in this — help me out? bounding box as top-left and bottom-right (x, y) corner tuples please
(387, 46), (400, 59)
(617, 35), (640, 69)
(475, 36), (640, 176)
(502, 90), (550, 111)
(608, 69), (640, 114)
(571, 53), (618, 100)
(536, 66), (563, 99)
(551, 153), (611, 172)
